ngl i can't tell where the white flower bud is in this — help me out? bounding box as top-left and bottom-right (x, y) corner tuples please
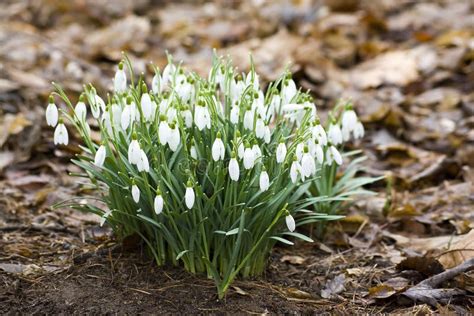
(328, 124), (343, 145)
(128, 140), (141, 165)
(243, 109), (254, 130)
(168, 124), (180, 152)
(212, 136), (225, 161)
(290, 160), (299, 184)
(301, 152), (316, 177)
(74, 100), (87, 122)
(131, 184), (140, 203)
(94, 145), (106, 167)
(243, 147), (255, 169)
(185, 186), (195, 209)
(154, 194), (164, 215)
(46, 102), (58, 127)
(152, 73), (161, 94)
(285, 214), (296, 232)
(159, 120), (171, 145)
(137, 149), (150, 173)
(255, 118), (265, 139)
(229, 157), (240, 181)
(230, 106), (239, 124)
(259, 170), (270, 192)
(276, 142), (287, 163)
(141, 93), (153, 121)
(114, 67), (127, 93)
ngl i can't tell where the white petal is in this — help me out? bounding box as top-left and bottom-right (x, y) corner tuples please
(230, 106), (239, 124)
(152, 73), (161, 94)
(74, 102), (87, 122)
(290, 161), (299, 183)
(255, 119), (265, 138)
(285, 214), (296, 232)
(114, 69), (127, 93)
(53, 123), (68, 145)
(185, 187), (195, 209)
(154, 195), (164, 214)
(141, 93), (153, 121)
(331, 146), (343, 165)
(301, 153), (316, 177)
(121, 106), (132, 130)
(259, 171), (270, 192)
(94, 145), (106, 167)
(159, 121), (171, 145)
(46, 103), (58, 127)
(229, 158), (240, 181)
(243, 148), (255, 169)
(132, 185), (140, 203)
(168, 127), (180, 151)
(276, 143), (287, 163)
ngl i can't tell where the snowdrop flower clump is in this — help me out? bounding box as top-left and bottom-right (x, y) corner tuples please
(45, 54), (370, 298)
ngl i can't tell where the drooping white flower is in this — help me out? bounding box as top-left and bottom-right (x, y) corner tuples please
(301, 150), (316, 177)
(238, 142), (245, 160)
(53, 123), (68, 145)
(328, 123), (343, 145)
(312, 123), (327, 146)
(176, 80), (193, 103)
(185, 183), (195, 209)
(252, 144), (262, 161)
(162, 63), (176, 88)
(255, 117), (265, 139)
(128, 139), (141, 165)
(228, 156), (240, 181)
(276, 142), (287, 163)
(195, 103), (211, 131)
(264, 126), (271, 144)
(230, 106), (239, 124)
(131, 184), (140, 203)
(152, 72), (161, 94)
(46, 97), (58, 127)
(270, 94), (282, 115)
(296, 143), (304, 161)
(158, 119), (171, 145)
(154, 193), (164, 215)
(353, 121), (365, 139)
(282, 79), (297, 105)
(121, 102), (135, 130)
(290, 159), (300, 184)
(114, 63), (127, 93)
(285, 214), (296, 232)
(137, 149), (150, 173)
(141, 92), (153, 121)
(212, 133), (225, 161)
(92, 94), (106, 119)
(342, 109), (358, 133)
(243, 108), (254, 130)
(74, 97), (87, 122)
(166, 106), (177, 123)
(326, 145), (343, 166)
(259, 169), (270, 192)
(246, 72), (260, 90)
(94, 145), (106, 167)
(182, 108), (193, 128)
(314, 143), (324, 164)
(111, 103), (121, 127)
(231, 78), (245, 104)
(243, 146), (255, 169)
(168, 123), (180, 152)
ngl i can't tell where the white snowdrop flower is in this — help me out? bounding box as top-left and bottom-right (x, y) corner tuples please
(282, 78), (297, 105)
(243, 107), (254, 130)
(177, 81), (193, 103)
(285, 214), (296, 232)
(264, 126), (271, 144)
(276, 142), (287, 163)
(94, 145), (106, 167)
(46, 97), (59, 127)
(326, 145), (343, 166)
(259, 169), (270, 192)
(114, 62), (127, 93)
(131, 184), (140, 203)
(185, 182), (195, 209)
(195, 103), (211, 131)
(137, 149), (150, 173)
(121, 99), (135, 130)
(301, 149), (316, 177)
(128, 139), (141, 165)
(111, 103), (122, 127)
(246, 72), (259, 90)
(102, 111), (113, 135)
(270, 94), (282, 115)
(312, 123), (327, 146)
(154, 192), (164, 215)
(166, 106), (177, 123)
(228, 155), (240, 182)
(231, 78), (245, 103)
(252, 144), (262, 161)
(74, 96), (87, 122)
(353, 121), (365, 139)
(168, 123), (180, 152)
(212, 133), (225, 161)
(54, 122), (68, 145)
(92, 94), (106, 118)
(290, 159), (300, 184)
(190, 145), (197, 159)
(315, 143), (324, 164)
(243, 146), (255, 169)
(342, 108), (358, 132)
(141, 91), (153, 121)
(162, 63), (176, 88)
(230, 106), (239, 124)
(296, 143), (304, 161)
(159, 97), (170, 114)
(238, 142), (245, 160)
(158, 118), (171, 145)
(182, 108), (193, 128)
(255, 117), (265, 139)
(152, 73), (161, 94)
(328, 123), (343, 145)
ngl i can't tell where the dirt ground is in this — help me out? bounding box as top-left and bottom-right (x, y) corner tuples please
(1, 0), (474, 314)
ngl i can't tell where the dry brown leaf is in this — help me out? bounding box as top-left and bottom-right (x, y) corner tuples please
(438, 230), (474, 269)
(280, 255), (306, 265)
(321, 274), (345, 299)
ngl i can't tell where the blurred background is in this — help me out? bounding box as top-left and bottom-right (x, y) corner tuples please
(1, 0), (474, 313)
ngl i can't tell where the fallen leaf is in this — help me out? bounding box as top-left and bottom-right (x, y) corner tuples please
(397, 257), (445, 277)
(321, 274), (346, 299)
(280, 255), (306, 265)
(368, 284), (396, 299)
(438, 229), (474, 269)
